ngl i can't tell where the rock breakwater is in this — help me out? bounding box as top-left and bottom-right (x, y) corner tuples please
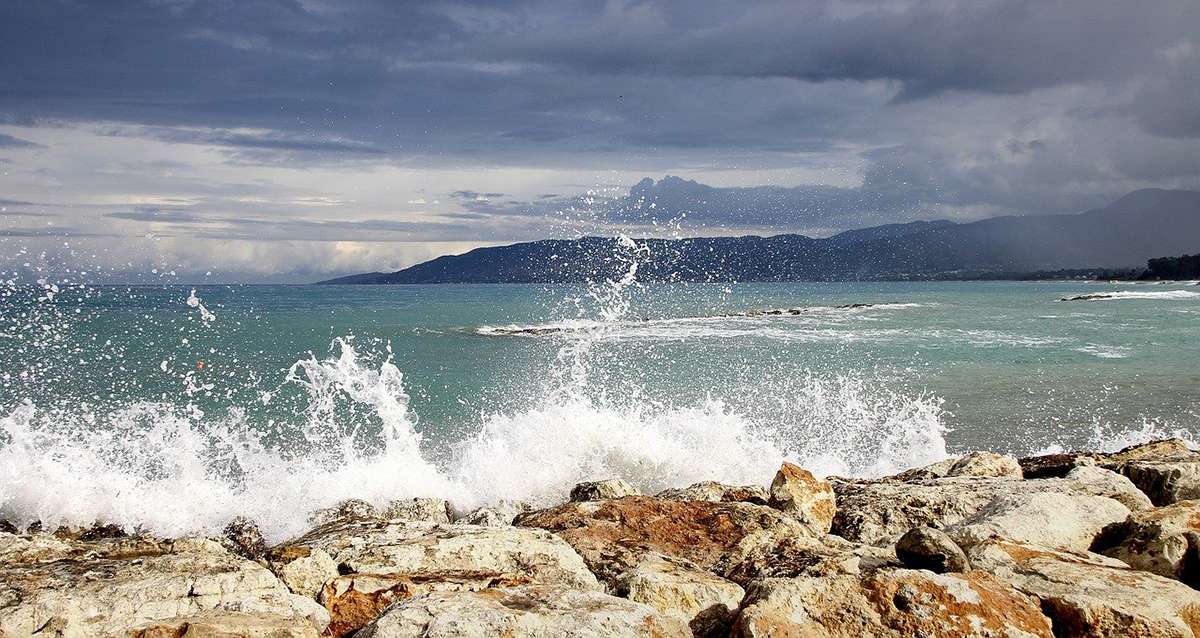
(5, 439), (1200, 636)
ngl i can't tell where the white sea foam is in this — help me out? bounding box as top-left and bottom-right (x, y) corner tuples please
(1059, 290), (1200, 301)
(1075, 343), (1132, 359)
(186, 288), (216, 323)
(0, 240), (955, 542)
(475, 302), (932, 337)
(1030, 418), (1199, 457)
(0, 338), (953, 543)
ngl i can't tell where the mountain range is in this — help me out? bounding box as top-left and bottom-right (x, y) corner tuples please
(321, 188), (1200, 284)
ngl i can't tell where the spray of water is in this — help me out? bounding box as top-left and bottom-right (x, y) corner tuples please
(0, 240), (999, 543)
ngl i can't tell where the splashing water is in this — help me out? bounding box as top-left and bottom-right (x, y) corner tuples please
(4, 238), (1189, 543)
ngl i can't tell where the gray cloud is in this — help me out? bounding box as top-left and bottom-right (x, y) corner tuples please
(0, 133), (39, 148)
(0, 1), (1198, 281)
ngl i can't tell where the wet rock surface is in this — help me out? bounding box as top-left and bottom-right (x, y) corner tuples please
(570, 478), (640, 501)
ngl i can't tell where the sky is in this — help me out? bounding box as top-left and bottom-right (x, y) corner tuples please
(1, 0), (1199, 282)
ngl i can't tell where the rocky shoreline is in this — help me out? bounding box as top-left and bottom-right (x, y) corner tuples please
(5, 439), (1200, 636)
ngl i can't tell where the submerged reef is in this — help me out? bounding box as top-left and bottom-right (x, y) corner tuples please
(5, 439), (1200, 636)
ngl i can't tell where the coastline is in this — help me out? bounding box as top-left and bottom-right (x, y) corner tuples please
(5, 439), (1200, 636)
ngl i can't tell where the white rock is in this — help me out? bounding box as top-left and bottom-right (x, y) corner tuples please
(948, 492), (1130, 552)
(616, 554), (744, 637)
(0, 534), (327, 637)
(968, 537), (1200, 637)
(356, 585), (691, 638)
(454, 500), (533, 526)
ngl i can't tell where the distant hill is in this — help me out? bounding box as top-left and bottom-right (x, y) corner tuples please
(320, 189), (1200, 284)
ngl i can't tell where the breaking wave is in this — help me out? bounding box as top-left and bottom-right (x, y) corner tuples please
(1059, 290), (1200, 301)
(0, 243), (955, 544)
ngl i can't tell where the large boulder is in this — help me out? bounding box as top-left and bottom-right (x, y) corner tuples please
(309, 498), (452, 526)
(832, 467), (1150, 546)
(733, 568), (1053, 638)
(1094, 500), (1200, 586)
(1019, 438), (1195, 480)
(0, 533), (327, 637)
(1066, 465), (1154, 511)
(895, 527), (970, 573)
(268, 521), (599, 637)
(722, 534), (898, 585)
(1124, 456), (1200, 506)
(889, 451), (1021, 482)
(947, 452), (1024, 479)
(656, 481), (769, 505)
(130, 611), (321, 638)
(453, 500), (533, 526)
(947, 492), (1130, 552)
(355, 585), (691, 637)
(515, 496), (811, 587)
(379, 498), (453, 524)
(570, 479), (639, 501)
(969, 537), (1200, 637)
(614, 554), (745, 638)
(768, 463), (836, 535)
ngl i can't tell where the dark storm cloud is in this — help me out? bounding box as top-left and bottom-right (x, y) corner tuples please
(3, 1), (1196, 159)
(1, 0), (1199, 252)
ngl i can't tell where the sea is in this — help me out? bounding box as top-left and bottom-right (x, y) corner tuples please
(2, 258), (1199, 542)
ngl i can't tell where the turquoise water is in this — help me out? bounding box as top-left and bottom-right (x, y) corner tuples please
(1, 277), (1198, 540)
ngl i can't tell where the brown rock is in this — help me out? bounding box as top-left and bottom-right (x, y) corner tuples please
(768, 462), (836, 534)
(1019, 438), (1194, 480)
(453, 499), (533, 526)
(1019, 452), (1100, 479)
(515, 496), (811, 586)
(734, 568), (1053, 638)
(969, 537), (1200, 637)
(947, 491), (1131, 552)
(379, 498), (453, 524)
(947, 452), (1024, 479)
(268, 520), (599, 636)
